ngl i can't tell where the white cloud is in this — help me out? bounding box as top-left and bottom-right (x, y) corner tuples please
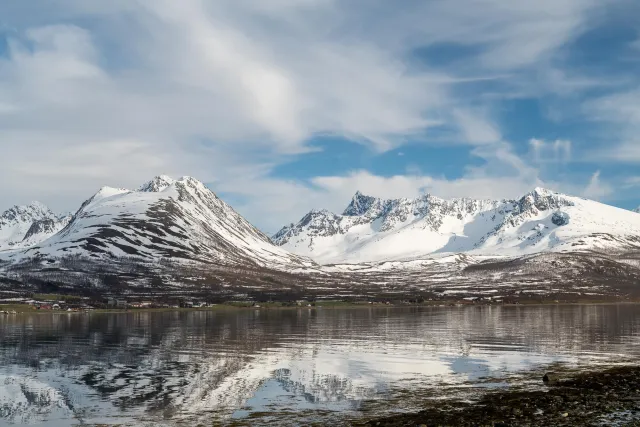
(0, 1), (456, 203)
(453, 110), (501, 145)
(225, 170), (542, 232)
(582, 170), (613, 200)
(314, 171), (537, 202)
(228, 141), (549, 231)
(0, 0), (626, 229)
(623, 176), (640, 188)
(585, 89), (640, 123)
(529, 138), (572, 163)
(583, 89), (640, 163)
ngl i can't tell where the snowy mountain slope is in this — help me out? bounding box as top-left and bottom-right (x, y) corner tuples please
(273, 188), (640, 264)
(0, 202), (69, 251)
(8, 176), (315, 269)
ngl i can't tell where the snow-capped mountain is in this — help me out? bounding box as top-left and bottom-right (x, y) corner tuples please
(273, 188), (640, 264)
(12, 176), (314, 269)
(0, 202), (70, 251)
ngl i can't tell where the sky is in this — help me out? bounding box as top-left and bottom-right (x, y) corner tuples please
(0, 0), (639, 233)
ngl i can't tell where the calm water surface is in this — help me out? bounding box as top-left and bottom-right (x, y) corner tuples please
(1, 304), (639, 426)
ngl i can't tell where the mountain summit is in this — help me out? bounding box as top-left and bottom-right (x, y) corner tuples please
(0, 202), (69, 250)
(138, 175), (176, 192)
(272, 189), (640, 264)
(343, 191), (382, 216)
(10, 176), (313, 269)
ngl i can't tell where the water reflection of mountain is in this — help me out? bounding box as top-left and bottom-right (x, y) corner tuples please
(0, 305), (639, 425)
(0, 372), (73, 424)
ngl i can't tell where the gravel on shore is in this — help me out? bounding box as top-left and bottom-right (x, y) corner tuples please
(356, 366), (640, 427)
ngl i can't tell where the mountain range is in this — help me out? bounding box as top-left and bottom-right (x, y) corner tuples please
(2, 178), (640, 267)
(0, 175), (639, 300)
(273, 188), (640, 264)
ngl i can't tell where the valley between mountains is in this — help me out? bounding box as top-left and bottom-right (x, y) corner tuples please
(1, 175), (640, 303)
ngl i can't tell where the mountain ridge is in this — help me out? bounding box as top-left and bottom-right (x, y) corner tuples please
(3, 176), (315, 271)
(0, 180), (638, 301)
(272, 188), (640, 264)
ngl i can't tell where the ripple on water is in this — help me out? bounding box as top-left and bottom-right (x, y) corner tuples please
(0, 304), (639, 425)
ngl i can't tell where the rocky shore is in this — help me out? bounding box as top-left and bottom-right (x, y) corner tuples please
(358, 366), (640, 427)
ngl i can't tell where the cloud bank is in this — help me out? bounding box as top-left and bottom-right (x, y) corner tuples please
(0, 0), (636, 230)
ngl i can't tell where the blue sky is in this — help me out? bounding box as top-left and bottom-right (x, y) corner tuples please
(0, 0), (639, 232)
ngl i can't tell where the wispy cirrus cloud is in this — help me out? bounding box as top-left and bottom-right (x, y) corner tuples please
(583, 89), (640, 163)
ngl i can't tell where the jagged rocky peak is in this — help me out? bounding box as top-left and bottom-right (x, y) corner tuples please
(0, 202), (70, 250)
(300, 209), (337, 226)
(138, 175), (208, 194)
(271, 223), (296, 242)
(533, 186), (553, 195)
(343, 191), (381, 216)
(1, 201), (54, 223)
(138, 175), (176, 192)
(517, 187), (574, 213)
(176, 176), (208, 192)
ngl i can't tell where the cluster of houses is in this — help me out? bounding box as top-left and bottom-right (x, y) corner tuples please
(25, 300), (95, 311)
(106, 299), (210, 309)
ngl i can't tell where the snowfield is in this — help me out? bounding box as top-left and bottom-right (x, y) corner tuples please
(273, 188), (640, 264)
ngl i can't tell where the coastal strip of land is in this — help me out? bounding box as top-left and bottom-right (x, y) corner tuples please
(356, 365), (640, 427)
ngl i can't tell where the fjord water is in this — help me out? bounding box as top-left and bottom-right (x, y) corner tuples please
(1, 305), (639, 426)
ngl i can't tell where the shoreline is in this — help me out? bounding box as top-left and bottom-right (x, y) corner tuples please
(2, 299), (640, 315)
(356, 365), (640, 426)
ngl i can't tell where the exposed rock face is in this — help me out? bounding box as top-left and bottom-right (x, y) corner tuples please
(552, 211), (570, 227)
(343, 191), (384, 216)
(138, 175), (176, 192)
(23, 219), (58, 241)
